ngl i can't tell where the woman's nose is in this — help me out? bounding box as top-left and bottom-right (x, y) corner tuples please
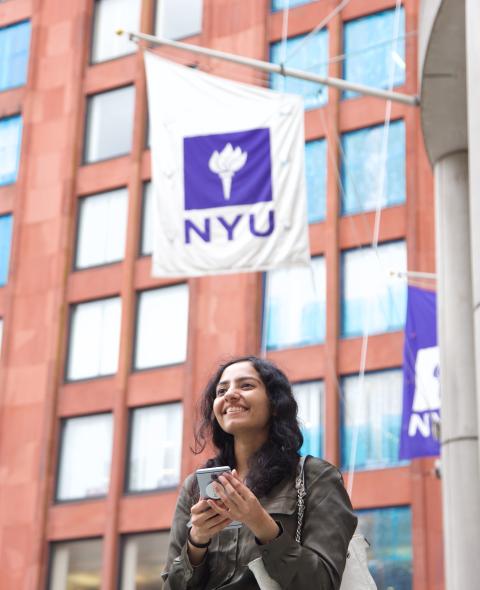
(224, 387), (240, 400)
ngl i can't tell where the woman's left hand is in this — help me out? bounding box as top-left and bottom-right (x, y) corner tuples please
(208, 470), (280, 544)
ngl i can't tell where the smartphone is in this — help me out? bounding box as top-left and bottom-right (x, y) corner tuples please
(195, 466), (242, 529)
(196, 466), (231, 499)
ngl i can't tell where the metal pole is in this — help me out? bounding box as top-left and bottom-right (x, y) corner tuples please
(118, 30), (419, 107)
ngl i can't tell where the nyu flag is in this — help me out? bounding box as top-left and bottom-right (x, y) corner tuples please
(144, 52), (310, 277)
(399, 286), (440, 459)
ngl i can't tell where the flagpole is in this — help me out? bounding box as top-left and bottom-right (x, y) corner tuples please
(117, 30), (419, 107)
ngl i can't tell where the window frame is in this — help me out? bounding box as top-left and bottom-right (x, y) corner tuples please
(124, 401), (183, 495)
(132, 284), (190, 372)
(82, 84), (135, 165)
(340, 240), (407, 339)
(292, 379), (326, 459)
(118, 530), (171, 590)
(73, 186), (129, 271)
(0, 19), (31, 92)
(154, 0), (204, 41)
(55, 412), (113, 503)
(340, 367), (407, 471)
(64, 295), (122, 383)
(138, 180), (153, 257)
(46, 536), (104, 590)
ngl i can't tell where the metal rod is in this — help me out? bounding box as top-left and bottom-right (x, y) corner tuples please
(389, 270), (437, 280)
(118, 30), (420, 107)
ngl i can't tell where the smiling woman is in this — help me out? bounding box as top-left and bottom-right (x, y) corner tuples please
(161, 356), (357, 589)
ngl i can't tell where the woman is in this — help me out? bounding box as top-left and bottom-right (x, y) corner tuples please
(162, 356), (357, 589)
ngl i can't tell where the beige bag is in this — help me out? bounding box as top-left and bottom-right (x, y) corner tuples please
(248, 456), (377, 590)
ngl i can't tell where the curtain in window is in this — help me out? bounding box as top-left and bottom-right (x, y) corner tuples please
(265, 257), (326, 350)
(76, 188), (128, 268)
(0, 21), (31, 91)
(0, 116), (22, 186)
(357, 506), (412, 590)
(67, 297), (122, 380)
(57, 414), (113, 500)
(341, 120), (405, 215)
(341, 370), (403, 470)
(343, 8), (405, 99)
(156, 0), (203, 40)
(135, 285), (189, 369)
(91, 0), (140, 63)
(342, 241), (407, 337)
(120, 532), (170, 590)
(293, 381), (324, 458)
(0, 214), (13, 286)
(128, 403), (183, 491)
(84, 86), (135, 163)
(305, 139), (327, 223)
(270, 31), (329, 109)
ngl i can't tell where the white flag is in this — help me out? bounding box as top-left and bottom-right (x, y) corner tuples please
(144, 51), (310, 277)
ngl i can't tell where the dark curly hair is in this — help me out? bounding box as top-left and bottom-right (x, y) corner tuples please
(193, 356), (303, 498)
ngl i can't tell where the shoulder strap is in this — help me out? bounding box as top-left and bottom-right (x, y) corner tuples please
(295, 455), (309, 543)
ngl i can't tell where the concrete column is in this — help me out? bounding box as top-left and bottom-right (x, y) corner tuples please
(435, 151), (480, 590)
(466, 0), (480, 480)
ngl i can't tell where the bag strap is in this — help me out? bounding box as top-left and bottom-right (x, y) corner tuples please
(295, 455), (309, 543)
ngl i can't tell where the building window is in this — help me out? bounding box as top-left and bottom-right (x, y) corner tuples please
(293, 381), (324, 458)
(341, 120), (405, 215)
(343, 8), (406, 99)
(140, 181), (154, 256)
(357, 506), (412, 590)
(264, 257), (326, 350)
(155, 0), (203, 40)
(75, 188), (128, 269)
(56, 413), (113, 501)
(270, 31), (329, 110)
(341, 369), (403, 470)
(127, 403), (183, 492)
(0, 20), (31, 92)
(272, 0), (313, 10)
(305, 139), (327, 223)
(84, 85), (135, 163)
(48, 538), (102, 590)
(134, 284), (189, 370)
(91, 0), (140, 63)
(120, 532), (170, 590)
(66, 297), (122, 381)
(0, 214), (13, 286)
(0, 115), (22, 186)
(341, 241), (407, 338)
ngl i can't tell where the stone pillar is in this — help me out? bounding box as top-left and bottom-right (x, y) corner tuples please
(466, 0), (480, 480)
(434, 151), (480, 589)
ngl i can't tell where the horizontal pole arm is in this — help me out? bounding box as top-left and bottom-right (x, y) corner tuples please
(120, 30), (420, 107)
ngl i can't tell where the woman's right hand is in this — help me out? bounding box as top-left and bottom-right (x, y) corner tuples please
(189, 499), (232, 544)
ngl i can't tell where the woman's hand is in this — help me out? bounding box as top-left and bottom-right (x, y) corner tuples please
(208, 470), (280, 544)
(189, 499), (232, 545)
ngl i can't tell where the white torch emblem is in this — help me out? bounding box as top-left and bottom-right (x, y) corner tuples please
(208, 143), (248, 200)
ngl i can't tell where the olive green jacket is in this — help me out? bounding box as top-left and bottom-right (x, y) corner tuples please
(162, 457), (357, 589)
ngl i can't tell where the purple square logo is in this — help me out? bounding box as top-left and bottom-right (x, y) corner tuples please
(183, 128), (273, 211)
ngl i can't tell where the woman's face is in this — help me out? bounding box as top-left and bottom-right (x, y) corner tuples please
(212, 361), (271, 438)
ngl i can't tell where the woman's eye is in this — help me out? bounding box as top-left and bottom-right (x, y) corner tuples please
(216, 389), (226, 397)
(242, 383), (254, 389)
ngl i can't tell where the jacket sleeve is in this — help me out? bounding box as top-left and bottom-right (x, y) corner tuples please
(258, 463), (357, 590)
(162, 477), (211, 590)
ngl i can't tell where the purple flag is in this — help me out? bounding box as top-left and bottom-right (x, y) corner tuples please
(399, 286), (440, 459)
